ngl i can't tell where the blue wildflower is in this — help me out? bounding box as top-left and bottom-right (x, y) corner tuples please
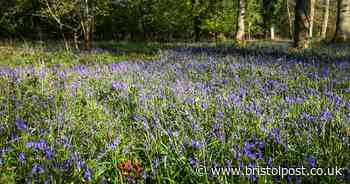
(243, 143), (256, 159)
(77, 160), (87, 171)
(70, 81), (80, 90)
(143, 140), (150, 150)
(304, 156), (317, 168)
(19, 152), (25, 162)
(152, 158), (160, 174)
(32, 164), (44, 174)
(26, 139), (48, 150)
(248, 162), (257, 181)
(111, 81), (128, 90)
(271, 128), (282, 144)
(239, 87), (246, 98)
(216, 111), (225, 119)
(201, 102), (209, 110)
(191, 122), (199, 132)
(26, 141), (35, 148)
(84, 168), (92, 182)
(335, 96), (343, 108)
(141, 171), (148, 180)
(285, 96), (295, 104)
(60, 138), (69, 148)
(267, 157), (272, 167)
(303, 113), (316, 123)
(108, 137), (120, 150)
(243, 140), (265, 161)
(213, 123), (225, 142)
(228, 92), (241, 107)
(179, 143), (185, 154)
(320, 109), (332, 122)
(191, 139), (201, 150)
(143, 121), (149, 130)
(15, 118), (27, 130)
(321, 65), (329, 77)
(188, 156), (198, 167)
(10, 132), (19, 142)
(63, 159), (73, 170)
(45, 149), (54, 160)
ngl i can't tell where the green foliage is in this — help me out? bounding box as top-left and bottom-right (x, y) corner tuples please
(246, 0), (264, 36)
(201, 0), (236, 34)
(0, 0), (36, 36)
(0, 0), (342, 42)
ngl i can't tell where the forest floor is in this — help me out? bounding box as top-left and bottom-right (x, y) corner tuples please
(0, 40), (349, 183)
(1, 40), (349, 67)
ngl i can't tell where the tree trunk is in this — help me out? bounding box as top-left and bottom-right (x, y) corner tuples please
(83, 23), (92, 50)
(321, 0), (330, 39)
(334, 0), (350, 42)
(271, 25), (275, 40)
(287, 0), (294, 38)
(74, 31), (79, 50)
(294, 0), (311, 49)
(309, 0), (315, 38)
(83, 0), (93, 50)
(60, 25), (69, 51)
(236, 0), (246, 41)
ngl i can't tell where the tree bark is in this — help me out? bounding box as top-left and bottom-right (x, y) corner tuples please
(84, 26), (92, 49)
(321, 0), (330, 39)
(236, 0), (246, 41)
(271, 25), (275, 40)
(82, 0), (93, 50)
(287, 0), (294, 38)
(309, 0), (315, 38)
(60, 25), (70, 51)
(334, 0), (350, 42)
(74, 31), (79, 50)
(294, 0), (311, 49)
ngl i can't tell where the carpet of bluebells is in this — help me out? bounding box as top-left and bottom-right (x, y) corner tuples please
(0, 49), (350, 183)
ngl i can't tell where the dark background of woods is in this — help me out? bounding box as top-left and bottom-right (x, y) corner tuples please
(0, 0), (348, 49)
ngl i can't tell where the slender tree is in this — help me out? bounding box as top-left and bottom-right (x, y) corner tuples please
(309, 0), (315, 38)
(334, 0), (350, 42)
(321, 0), (330, 39)
(81, 0), (94, 49)
(40, 0), (111, 50)
(236, 0), (246, 41)
(287, 0), (294, 38)
(294, 0), (311, 48)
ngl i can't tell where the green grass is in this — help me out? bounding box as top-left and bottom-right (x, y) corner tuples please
(1, 40), (349, 68)
(0, 40), (160, 67)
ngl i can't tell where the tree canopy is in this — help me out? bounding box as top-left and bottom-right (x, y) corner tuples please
(0, 0), (347, 49)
